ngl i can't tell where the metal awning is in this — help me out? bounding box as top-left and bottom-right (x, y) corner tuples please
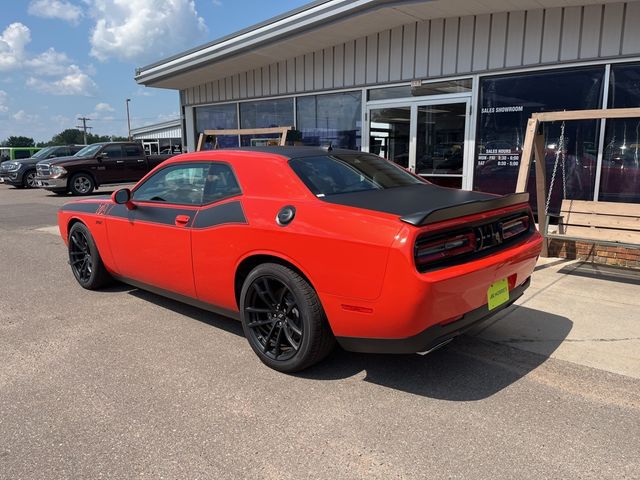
(135, 0), (623, 90)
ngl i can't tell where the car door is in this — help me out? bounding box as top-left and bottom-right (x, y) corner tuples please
(96, 144), (125, 183)
(105, 162), (209, 297)
(122, 144), (148, 181)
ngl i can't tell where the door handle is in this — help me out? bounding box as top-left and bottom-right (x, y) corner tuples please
(137, 159), (145, 163)
(175, 214), (190, 226)
(116, 160), (124, 164)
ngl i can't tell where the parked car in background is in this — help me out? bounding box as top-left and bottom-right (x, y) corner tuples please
(0, 145), (84, 188)
(0, 147), (41, 163)
(35, 142), (175, 195)
(56, 147), (542, 372)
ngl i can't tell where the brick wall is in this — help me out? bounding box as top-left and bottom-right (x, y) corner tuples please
(548, 240), (640, 269)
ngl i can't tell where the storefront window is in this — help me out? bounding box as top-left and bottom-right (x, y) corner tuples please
(296, 91), (361, 150)
(195, 103), (238, 148)
(475, 67), (604, 214)
(600, 63), (640, 203)
(240, 98), (294, 146)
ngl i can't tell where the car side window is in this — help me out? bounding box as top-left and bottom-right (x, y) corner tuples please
(102, 145), (123, 158)
(202, 163), (242, 204)
(133, 163), (209, 205)
(124, 145), (141, 157)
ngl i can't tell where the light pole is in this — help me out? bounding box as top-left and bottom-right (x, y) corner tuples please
(125, 98), (132, 140)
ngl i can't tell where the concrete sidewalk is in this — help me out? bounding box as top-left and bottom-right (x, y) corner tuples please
(469, 258), (640, 379)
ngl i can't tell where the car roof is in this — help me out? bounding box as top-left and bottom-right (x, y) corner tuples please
(173, 146), (364, 164)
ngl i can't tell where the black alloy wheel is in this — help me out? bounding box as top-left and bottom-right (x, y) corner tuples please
(70, 173), (95, 195)
(23, 170), (37, 188)
(240, 263), (335, 372)
(67, 223), (112, 289)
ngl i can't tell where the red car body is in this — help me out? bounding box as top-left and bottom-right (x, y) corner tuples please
(58, 147), (542, 368)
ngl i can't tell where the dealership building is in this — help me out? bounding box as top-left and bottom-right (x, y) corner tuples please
(135, 0), (640, 210)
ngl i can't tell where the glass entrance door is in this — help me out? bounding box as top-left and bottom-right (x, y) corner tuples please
(368, 106), (411, 168)
(367, 99), (470, 189)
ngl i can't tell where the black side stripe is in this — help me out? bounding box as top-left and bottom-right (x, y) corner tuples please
(192, 200), (247, 229)
(59, 202), (104, 214)
(108, 204), (197, 227)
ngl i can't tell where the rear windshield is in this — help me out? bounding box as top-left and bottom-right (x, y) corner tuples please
(289, 154), (423, 197)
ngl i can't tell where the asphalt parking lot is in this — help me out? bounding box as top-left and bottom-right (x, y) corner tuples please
(1, 185), (639, 479)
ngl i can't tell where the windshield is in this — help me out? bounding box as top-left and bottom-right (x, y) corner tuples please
(74, 144), (103, 157)
(32, 147), (56, 159)
(289, 154), (424, 197)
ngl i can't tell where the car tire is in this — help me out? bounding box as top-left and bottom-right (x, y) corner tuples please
(68, 222), (112, 290)
(69, 173), (95, 195)
(22, 170), (37, 189)
(240, 263), (335, 373)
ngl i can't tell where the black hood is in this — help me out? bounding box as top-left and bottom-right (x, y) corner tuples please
(322, 184), (529, 226)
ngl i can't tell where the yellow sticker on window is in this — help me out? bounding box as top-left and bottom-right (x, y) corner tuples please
(487, 278), (509, 311)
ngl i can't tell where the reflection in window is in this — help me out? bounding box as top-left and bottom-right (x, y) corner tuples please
(134, 163), (209, 205)
(474, 67), (604, 214)
(600, 63), (640, 203)
(240, 98), (293, 147)
(416, 103), (466, 176)
(296, 92), (362, 149)
(195, 104), (238, 148)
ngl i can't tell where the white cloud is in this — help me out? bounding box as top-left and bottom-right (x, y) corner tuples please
(95, 102), (114, 112)
(25, 48), (73, 76)
(13, 110), (40, 123)
(28, 0), (83, 24)
(0, 23), (31, 71)
(85, 0), (208, 63)
(27, 66), (97, 96)
(212, 0), (222, 6)
(0, 91), (8, 113)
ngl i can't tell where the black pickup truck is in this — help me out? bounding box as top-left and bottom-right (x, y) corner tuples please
(35, 142), (175, 195)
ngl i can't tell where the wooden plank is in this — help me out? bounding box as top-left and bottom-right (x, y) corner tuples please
(560, 212), (640, 230)
(533, 134), (548, 256)
(515, 117), (539, 193)
(560, 199), (640, 217)
(558, 225), (640, 245)
(196, 133), (204, 152)
(203, 127), (292, 136)
(532, 107), (640, 122)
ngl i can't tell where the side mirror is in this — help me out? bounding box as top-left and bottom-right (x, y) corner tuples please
(96, 153), (105, 161)
(112, 188), (135, 210)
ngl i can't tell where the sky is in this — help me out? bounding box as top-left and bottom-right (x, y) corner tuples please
(0, 0), (309, 142)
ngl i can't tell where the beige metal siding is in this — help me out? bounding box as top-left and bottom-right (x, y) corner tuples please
(183, 2), (640, 106)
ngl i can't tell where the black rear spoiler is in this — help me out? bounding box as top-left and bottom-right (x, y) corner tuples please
(400, 193), (530, 226)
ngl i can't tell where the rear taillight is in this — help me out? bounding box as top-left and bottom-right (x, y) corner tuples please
(415, 231), (476, 267)
(500, 215), (530, 240)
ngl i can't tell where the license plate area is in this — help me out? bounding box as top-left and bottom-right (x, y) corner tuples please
(487, 278), (509, 310)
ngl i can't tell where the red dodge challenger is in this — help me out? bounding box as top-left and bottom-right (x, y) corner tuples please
(57, 147), (542, 372)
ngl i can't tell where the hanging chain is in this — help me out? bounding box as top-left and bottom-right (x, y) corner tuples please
(545, 121), (566, 215)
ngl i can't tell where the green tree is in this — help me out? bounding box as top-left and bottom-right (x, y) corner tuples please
(50, 129), (85, 145)
(2, 136), (35, 147)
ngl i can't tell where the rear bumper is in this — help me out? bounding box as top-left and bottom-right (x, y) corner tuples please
(336, 277), (529, 353)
